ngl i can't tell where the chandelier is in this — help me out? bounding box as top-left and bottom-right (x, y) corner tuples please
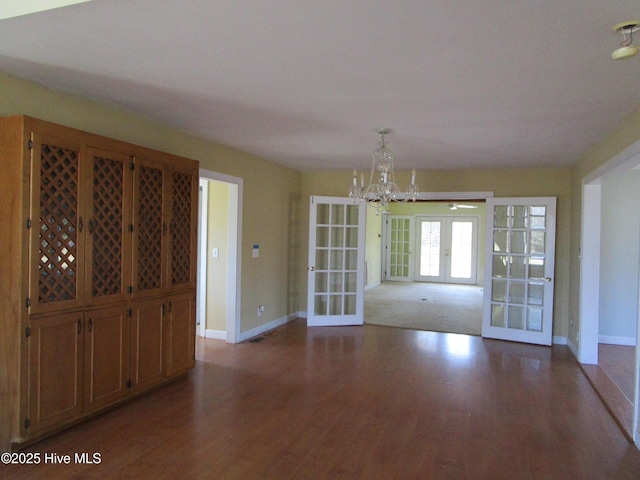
(349, 128), (419, 214)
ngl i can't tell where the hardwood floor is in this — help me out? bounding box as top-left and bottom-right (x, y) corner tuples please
(4, 319), (640, 479)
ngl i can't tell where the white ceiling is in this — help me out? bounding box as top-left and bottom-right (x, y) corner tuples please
(1, 0), (640, 172)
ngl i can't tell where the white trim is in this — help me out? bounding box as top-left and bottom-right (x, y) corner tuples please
(567, 337), (579, 359)
(196, 180), (209, 338)
(599, 335), (637, 346)
(199, 168), (243, 344)
(552, 336), (568, 346)
(237, 313), (297, 342)
(578, 182), (601, 364)
(413, 191), (494, 201)
(365, 281), (381, 291)
(205, 329), (227, 341)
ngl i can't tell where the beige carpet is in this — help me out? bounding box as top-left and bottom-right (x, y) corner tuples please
(365, 281), (483, 335)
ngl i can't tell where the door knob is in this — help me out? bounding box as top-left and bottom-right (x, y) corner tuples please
(308, 266), (315, 271)
(543, 277), (552, 282)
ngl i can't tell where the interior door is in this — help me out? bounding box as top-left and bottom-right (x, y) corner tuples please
(307, 196), (366, 326)
(482, 197), (556, 345)
(386, 215), (412, 281)
(415, 216), (478, 285)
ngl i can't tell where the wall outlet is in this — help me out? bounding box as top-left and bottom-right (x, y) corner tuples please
(258, 305), (265, 316)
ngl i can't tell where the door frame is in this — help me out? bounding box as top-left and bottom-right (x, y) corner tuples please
(198, 169), (243, 344)
(578, 139), (640, 447)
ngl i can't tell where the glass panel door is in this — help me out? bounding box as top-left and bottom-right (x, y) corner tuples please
(386, 215), (412, 281)
(482, 197), (556, 345)
(307, 196), (366, 326)
(415, 216), (478, 285)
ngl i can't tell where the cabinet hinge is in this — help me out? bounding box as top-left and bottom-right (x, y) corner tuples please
(127, 309), (132, 317)
(128, 224), (134, 232)
(28, 140), (33, 150)
(26, 218), (32, 229)
(126, 380), (132, 389)
(24, 418), (30, 429)
(130, 161), (135, 171)
(161, 303), (165, 315)
(25, 297), (31, 308)
(127, 285), (133, 294)
(25, 326), (31, 338)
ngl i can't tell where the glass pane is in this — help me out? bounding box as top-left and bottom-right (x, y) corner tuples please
(508, 306), (525, 329)
(316, 226), (329, 247)
(330, 250), (344, 270)
(513, 205), (527, 228)
(509, 281), (526, 304)
(510, 256), (526, 279)
(345, 205), (358, 225)
(329, 295), (342, 315)
(530, 206), (546, 216)
(494, 206), (509, 228)
(314, 294), (327, 315)
(331, 205), (344, 225)
(450, 222), (472, 279)
(492, 279), (507, 302)
(528, 257), (545, 278)
(344, 295), (356, 315)
(315, 272), (328, 293)
(527, 282), (544, 306)
(331, 227), (344, 248)
(317, 204), (330, 225)
(316, 250), (329, 270)
(493, 230), (508, 252)
(530, 216), (545, 228)
(510, 231), (526, 254)
(345, 227), (358, 248)
(330, 272), (343, 292)
(345, 250), (357, 270)
(530, 231), (545, 254)
(491, 304), (505, 327)
(492, 255), (509, 278)
(527, 307), (543, 332)
(345, 272), (357, 293)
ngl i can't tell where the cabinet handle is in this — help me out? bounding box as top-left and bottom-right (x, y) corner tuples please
(88, 218), (95, 235)
(88, 318), (93, 333)
(77, 318), (83, 334)
(79, 217), (84, 232)
(163, 223), (168, 235)
(168, 301), (173, 313)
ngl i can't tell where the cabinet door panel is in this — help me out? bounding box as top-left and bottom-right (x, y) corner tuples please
(84, 304), (130, 411)
(28, 312), (84, 433)
(85, 148), (133, 306)
(29, 133), (86, 314)
(166, 292), (196, 376)
(130, 298), (165, 392)
(132, 158), (167, 298)
(169, 170), (198, 290)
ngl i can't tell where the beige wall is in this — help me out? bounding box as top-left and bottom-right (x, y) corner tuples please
(302, 167), (572, 338)
(205, 180), (230, 332)
(0, 73), (302, 334)
(569, 107), (640, 348)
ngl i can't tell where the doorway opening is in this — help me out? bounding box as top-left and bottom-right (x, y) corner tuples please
(197, 169), (242, 344)
(579, 145), (640, 444)
(364, 197), (487, 336)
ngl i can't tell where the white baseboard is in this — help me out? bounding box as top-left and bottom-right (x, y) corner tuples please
(599, 335), (636, 346)
(205, 329), (227, 341)
(365, 282), (381, 291)
(552, 336), (567, 346)
(567, 337), (579, 360)
(238, 313), (297, 342)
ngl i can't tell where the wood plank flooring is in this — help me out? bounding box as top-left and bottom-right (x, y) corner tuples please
(4, 319), (640, 479)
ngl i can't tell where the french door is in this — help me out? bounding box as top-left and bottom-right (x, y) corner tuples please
(482, 197), (556, 345)
(307, 196), (366, 326)
(415, 216), (478, 285)
(385, 216), (413, 281)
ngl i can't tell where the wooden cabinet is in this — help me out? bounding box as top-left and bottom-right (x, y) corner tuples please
(0, 116), (198, 450)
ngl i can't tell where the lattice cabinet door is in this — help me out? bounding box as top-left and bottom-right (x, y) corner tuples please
(85, 148), (133, 306)
(132, 156), (167, 298)
(168, 169), (198, 290)
(28, 133), (87, 314)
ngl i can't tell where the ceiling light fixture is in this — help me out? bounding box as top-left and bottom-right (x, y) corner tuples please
(612, 20), (640, 60)
(349, 128), (419, 215)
